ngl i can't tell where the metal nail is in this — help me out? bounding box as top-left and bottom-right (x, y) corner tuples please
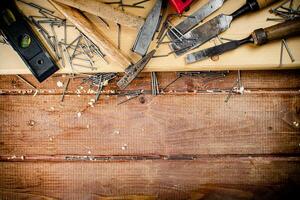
(282, 39), (295, 62)
(50, 24), (60, 59)
(95, 75), (103, 101)
(61, 78), (71, 102)
(18, 0), (55, 14)
(133, 0), (150, 6)
(117, 23), (121, 49)
(98, 17), (110, 29)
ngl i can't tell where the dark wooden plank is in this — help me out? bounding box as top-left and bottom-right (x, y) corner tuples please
(0, 94), (299, 156)
(0, 71), (299, 95)
(0, 158), (299, 199)
(0, 71), (299, 199)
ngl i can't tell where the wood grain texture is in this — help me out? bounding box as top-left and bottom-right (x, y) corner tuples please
(0, 70), (299, 95)
(53, 0), (144, 29)
(49, 0), (132, 69)
(257, 0), (280, 9)
(0, 71), (300, 199)
(264, 20), (300, 44)
(0, 158), (300, 199)
(0, 93), (299, 156)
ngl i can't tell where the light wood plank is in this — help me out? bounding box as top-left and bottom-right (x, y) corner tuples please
(52, 0), (144, 29)
(0, 0), (300, 74)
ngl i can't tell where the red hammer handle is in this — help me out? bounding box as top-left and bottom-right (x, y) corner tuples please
(168, 0), (194, 14)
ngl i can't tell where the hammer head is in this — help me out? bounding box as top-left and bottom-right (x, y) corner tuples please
(168, 0), (193, 14)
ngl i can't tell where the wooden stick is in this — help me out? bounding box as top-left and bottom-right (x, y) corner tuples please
(52, 0), (144, 29)
(49, 0), (131, 69)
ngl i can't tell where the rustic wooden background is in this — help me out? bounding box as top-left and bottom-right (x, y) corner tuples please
(0, 70), (300, 199)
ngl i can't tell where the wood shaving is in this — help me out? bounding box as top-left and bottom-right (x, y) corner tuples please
(121, 144), (128, 150)
(57, 81), (64, 88)
(33, 90), (38, 97)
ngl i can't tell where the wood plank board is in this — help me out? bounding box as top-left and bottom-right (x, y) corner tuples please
(0, 158), (300, 199)
(0, 0), (300, 74)
(0, 94), (299, 156)
(0, 70), (300, 199)
(1, 71), (300, 95)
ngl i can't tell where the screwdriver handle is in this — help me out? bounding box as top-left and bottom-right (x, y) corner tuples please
(256, 0), (279, 9)
(252, 19), (300, 45)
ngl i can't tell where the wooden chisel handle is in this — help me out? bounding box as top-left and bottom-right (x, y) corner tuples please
(49, 0), (132, 69)
(256, 0), (279, 9)
(252, 19), (300, 45)
(231, 0), (279, 20)
(52, 0), (144, 29)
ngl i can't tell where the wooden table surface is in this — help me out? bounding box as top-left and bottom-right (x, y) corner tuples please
(0, 70), (300, 199)
(0, 0), (300, 75)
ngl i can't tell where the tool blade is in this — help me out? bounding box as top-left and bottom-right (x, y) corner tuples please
(186, 40), (240, 64)
(132, 0), (162, 56)
(168, 0), (225, 41)
(118, 50), (156, 90)
(170, 14), (233, 56)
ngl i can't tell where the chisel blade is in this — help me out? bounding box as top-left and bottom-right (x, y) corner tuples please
(186, 40), (240, 64)
(132, 0), (162, 56)
(168, 0), (226, 41)
(170, 14), (233, 56)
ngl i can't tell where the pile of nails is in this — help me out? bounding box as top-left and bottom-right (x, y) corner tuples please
(17, 0), (106, 72)
(81, 73), (117, 87)
(177, 71), (229, 78)
(81, 73), (117, 101)
(151, 72), (159, 96)
(268, 0), (300, 21)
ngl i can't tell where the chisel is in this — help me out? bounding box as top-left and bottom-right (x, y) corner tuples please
(171, 0), (280, 56)
(132, 0), (163, 56)
(49, 0), (132, 69)
(186, 19), (300, 64)
(51, 0), (144, 29)
(168, 0), (227, 41)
